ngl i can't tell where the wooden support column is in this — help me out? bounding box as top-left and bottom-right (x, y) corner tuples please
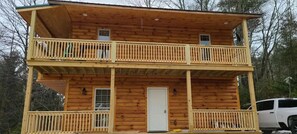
(27, 10), (37, 60)
(186, 70), (194, 131)
(21, 66), (34, 134)
(243, 19), (260, 131)
(111, 41), (117, 62)
(242, 19), (252, 66)
(108, 68), (116, 133)
(185, 45), (191, 65)
(247, 72), (260, 131)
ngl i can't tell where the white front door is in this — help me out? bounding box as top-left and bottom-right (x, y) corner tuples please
(147, 87), (168, 132)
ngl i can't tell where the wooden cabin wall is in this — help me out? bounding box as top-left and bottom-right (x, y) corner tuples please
(71, 23), (233, 45)
(40, 74), (239, 132)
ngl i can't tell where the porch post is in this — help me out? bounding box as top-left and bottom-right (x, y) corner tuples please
(108, 68), (116, 133)
(242, 19), (260, 131)
(247, 72), (260, 131)
(242, 19), (252, 66)
(21, 66), (34, 134)
(27, 10), (37, 60)
(186, 70), (194, 131)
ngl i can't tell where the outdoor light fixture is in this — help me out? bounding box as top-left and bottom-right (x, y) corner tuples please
(173, 88), (177, 96)
(82, 13), (88, 17)
(82, 88), (87, 95)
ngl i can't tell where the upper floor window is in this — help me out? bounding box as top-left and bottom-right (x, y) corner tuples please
(97, 29), (110, 59)
(199, 34), (211, 45)
(98, 29), (110, 41)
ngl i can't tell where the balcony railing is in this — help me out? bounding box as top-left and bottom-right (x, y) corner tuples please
(193, 109), (256, 131)
(25, 111), (109, 133)
(32, 38), (248, 65)
(24, 110), (256, 133)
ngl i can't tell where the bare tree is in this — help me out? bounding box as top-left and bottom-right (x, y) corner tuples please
(165, 0), (188, 9)
(191, 0), (217, 11)
(254, 0), (288, 81)
(0, 0), (47, 65)
(125, 0), (166, 7)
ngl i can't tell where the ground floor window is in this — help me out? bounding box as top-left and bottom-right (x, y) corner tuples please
(94, 88), (110, 110)
(94, 88), (110, 128)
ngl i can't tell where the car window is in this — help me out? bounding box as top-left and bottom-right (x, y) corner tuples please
(279, 100), (297, 108)
(257, 100), (274, 111)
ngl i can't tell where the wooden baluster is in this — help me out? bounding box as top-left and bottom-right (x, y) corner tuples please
(93, 42), (96, 60)
(54, 41), (58, 59)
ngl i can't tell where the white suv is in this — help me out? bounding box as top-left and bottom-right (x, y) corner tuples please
(255, 98), (297, 134)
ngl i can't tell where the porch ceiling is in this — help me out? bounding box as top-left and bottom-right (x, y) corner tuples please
(17, 0), (261, 38)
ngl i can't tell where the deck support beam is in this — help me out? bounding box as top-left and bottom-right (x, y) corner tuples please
(108, 68), (116, 133)
(21, 66), (34, 134)
(27, 10), (37, 60)
(186, 70), (194, 131)
(247, 72), (260, 132)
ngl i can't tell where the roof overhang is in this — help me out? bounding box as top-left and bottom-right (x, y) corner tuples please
(17, 0), (262, 38)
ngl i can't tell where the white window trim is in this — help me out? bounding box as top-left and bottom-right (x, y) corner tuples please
(199, 34), (211, 45)
(92, 88), (110, 129)
(97, 29), (111, 40)
(94, 88), (110, 111)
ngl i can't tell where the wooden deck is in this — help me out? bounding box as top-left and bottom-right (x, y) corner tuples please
(32, 37), (249, 66)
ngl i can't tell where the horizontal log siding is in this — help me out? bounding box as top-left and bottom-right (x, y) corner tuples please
(71, 23), (233, 45)
(40, 74), (239, 132)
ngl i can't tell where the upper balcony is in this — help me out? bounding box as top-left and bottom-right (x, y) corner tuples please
(32, 37), (248, 66)
(18, 0), (261, 74)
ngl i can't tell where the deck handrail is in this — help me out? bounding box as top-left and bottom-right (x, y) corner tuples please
(192, 109), (256, 131)
(36, 37), (246, 48)
(26, 110), (109, 133)
(32, 37), (249, 65)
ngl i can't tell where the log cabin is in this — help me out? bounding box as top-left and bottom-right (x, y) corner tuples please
(17, 0), (262, 133)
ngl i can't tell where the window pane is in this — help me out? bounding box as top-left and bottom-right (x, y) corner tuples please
(95, 89), (110, 110)
(200, 35), (210, 45)
(279, 100), (297, 108)
(257, 100), (274, 111)
(99, 30), (109, 36)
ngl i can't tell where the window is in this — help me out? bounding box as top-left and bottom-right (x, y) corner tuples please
(199, 34), (211, 61)
(279, 100), (297, 108)
(93, 88), (110, 128)
(199, 34), (211, 45)
(94, 88), (110, 110)
(257, 100), (274, 111)
(98, 29), (110, 41)
(98, 29), (110, 59)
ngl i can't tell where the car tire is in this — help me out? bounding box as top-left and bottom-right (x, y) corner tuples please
(291, 120), (297, 134)
(262, 130), (272, 134)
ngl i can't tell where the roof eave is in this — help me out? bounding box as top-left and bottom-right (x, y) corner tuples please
(16, 4), (60, 12)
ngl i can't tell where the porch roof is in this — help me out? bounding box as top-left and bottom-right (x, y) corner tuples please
(17, 0), (261, 38)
